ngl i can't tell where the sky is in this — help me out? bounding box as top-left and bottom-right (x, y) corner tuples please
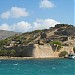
(0, 0), (74, 32)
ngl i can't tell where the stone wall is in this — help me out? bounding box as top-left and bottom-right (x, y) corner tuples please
(33, 44), (58, 58)
(6, 44), (74, 58)
(33, 44), (74, 58)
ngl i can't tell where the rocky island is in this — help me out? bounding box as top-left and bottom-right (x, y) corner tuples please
(0, 24), (75, 59)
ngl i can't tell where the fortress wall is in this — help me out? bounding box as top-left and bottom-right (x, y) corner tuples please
(32, 44), (74, 58)
(6, 44), (74, 57)
(33, 44), (59, 58)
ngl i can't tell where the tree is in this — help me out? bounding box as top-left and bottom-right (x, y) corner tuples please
(0, 50), (7, 56)
(73, 47), (75, 53)
(10, 49), (16, 57)
(59, 51), (68, 57)
(51, 41), (61, 45)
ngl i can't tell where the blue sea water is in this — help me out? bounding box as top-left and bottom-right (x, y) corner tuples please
(0, 59), (75, 75)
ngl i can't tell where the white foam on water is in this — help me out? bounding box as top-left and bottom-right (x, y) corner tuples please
(13, 63), (18, 65)
(52, 67), (56, 69)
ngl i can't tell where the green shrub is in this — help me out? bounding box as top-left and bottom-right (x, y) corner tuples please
(59, 51), (68, 57)
(73, 47), (75, 53)
(57, 45), (61, 51)
(51, 41), (61, 45)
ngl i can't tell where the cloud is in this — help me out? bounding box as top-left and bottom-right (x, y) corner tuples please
(14, 21), (32, 32)
(1, 7), (29, 19)
(33, 19), (60, 30)
(0, 21), (32, 32)
(0, 19), (60, 32)
(0, 24), (10, 30)
(40, 0), (54, 8)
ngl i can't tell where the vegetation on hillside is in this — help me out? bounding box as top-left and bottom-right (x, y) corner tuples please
(73, 47), (75, 53)
(59, 51), (68, 57)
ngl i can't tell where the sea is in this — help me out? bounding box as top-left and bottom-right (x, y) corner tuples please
(0, 58), (75, 75)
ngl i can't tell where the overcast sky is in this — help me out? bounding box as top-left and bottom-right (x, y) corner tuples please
(0, 0), (74, 32)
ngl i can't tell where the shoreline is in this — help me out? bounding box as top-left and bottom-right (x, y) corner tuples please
(0, 56), (63, 60)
